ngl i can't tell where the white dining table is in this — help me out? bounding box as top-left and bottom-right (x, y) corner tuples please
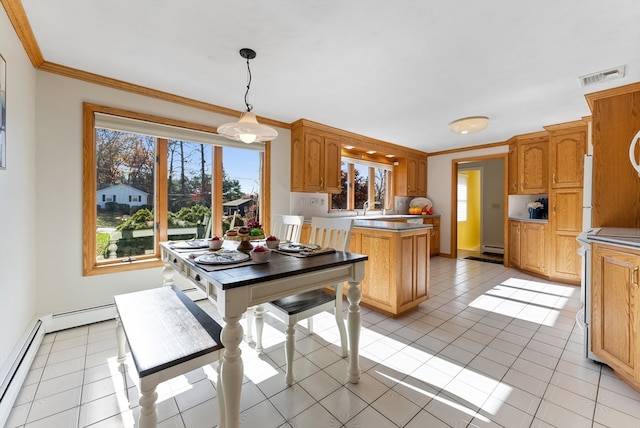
(160, 242), (367, 428)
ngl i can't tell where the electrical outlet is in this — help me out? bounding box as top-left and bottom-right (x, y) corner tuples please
(320, 199), (325, 206)
(491, 203), (500, 209)
(310, 198), (317, 206)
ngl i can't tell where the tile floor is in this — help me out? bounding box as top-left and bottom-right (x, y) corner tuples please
(6, 257), (640, 428)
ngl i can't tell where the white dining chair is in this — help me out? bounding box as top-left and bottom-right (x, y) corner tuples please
(245, 214), (305, 348)
(256, 216), (354, 386)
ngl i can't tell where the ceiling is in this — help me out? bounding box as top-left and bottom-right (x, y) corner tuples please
(17, 0), (640, 153)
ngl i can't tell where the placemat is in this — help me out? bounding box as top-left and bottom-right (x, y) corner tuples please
(193, 259), (265, 272)
(273, 248), (336, 258)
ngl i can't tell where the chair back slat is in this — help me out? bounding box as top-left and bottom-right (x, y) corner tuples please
(308, 217), (354, 251)
(270, 214), (305, 242)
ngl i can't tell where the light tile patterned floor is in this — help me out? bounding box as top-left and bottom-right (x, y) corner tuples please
(6, 257), (640, 427)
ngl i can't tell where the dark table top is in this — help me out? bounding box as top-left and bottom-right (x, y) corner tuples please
(162, 243), (368, 290)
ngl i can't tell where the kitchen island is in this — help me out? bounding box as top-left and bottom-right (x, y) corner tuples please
(350, 219), (431, 317)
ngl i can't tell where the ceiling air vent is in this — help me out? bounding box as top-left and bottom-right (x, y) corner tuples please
(578, 65), (626, 87)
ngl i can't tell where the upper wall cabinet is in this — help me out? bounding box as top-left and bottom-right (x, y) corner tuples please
(546, 122), (587, 189)
(290, 120), (342, 193)
(585, 82), (640, 228)
(508, 131), (549, 194)
(395, 155), (427, 197)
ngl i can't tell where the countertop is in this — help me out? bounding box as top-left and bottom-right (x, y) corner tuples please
(353, 219), (433, 231)
(508, 217), (549, 223)
(585, 227), (640, 249)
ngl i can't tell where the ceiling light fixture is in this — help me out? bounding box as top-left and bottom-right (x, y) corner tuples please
(217, 48), (278, 144)
(366, 150), (376, 155)
(449, 116), (489, 135)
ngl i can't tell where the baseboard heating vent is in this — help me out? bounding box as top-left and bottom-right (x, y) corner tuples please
(481, 245), (504, 255)
(1, 320), (44, 427)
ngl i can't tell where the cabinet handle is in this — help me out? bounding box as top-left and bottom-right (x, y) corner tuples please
(552, 174), (556, 184)
(195, 274), (201, 282)
(632, 267), (639, 289)
(320, 177), (323, 187)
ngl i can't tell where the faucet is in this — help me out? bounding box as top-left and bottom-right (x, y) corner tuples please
(363, 200), (381, 216)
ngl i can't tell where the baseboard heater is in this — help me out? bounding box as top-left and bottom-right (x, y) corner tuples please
(481, 245), (504, 255)
(0, 320), (44, 427)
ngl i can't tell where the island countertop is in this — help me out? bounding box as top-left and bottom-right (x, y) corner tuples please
(353, 219), (433, 231)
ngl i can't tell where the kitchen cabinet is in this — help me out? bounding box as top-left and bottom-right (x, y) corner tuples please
(507, 132), (549, 195)
(591, 243), (640, 391)
(508, 142), (519, 194)
(509, 219), (548, 275)
(395, 155), (427, 197)
(290, 120), (341, 193)
(521, 221), (548, 275)
(423, 216), (440, 256)
(547, 123), (587, 188)
(508, 220), (521, 268)
(349, 226), (430, 317)
(586, 82), (640, 228)
(549, 188), (582, 284)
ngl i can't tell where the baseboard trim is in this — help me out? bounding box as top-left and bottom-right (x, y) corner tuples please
(0, 320), (45, 427)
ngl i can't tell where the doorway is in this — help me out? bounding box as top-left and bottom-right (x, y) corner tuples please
(451, 155), (507, 263)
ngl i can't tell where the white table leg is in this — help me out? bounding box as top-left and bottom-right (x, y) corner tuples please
(115, 316), (126, 365)
(347, 280), (362, 383)
(220, 315), (243, 428)
(254, 305), (265, 353)
(285, 322), (295, 386)
(245, 306), (254, 343)
(162, 255), (176, 287)
(216, 357), (226, 428)
(138, 379), (159, 428)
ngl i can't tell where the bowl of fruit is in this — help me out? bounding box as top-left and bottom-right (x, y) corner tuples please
(265, 235), (280, 249)
(208, 236), (224, 250)
(250, 245), (271, 263)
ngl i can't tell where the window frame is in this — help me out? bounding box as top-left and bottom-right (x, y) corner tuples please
(82, 102), (271, 276)
(330, 156), (394, 211)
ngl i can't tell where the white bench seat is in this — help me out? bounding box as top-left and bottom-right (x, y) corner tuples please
(114, 285), (224, 428)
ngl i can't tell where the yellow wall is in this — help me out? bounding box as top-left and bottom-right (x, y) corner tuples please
(457, 170), (481, 250)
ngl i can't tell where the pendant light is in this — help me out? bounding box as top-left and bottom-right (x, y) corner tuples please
(217, 48), (278, 144)
(449, 116), (490, 135)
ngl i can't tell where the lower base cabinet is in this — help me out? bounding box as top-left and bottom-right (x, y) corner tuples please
(423, 217), (440, 256)
(591, 243), (640, 392)
(508, 219), (548, 276)
(348, 227), (430, 317)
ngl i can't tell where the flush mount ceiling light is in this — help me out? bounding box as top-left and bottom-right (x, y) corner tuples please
(217, 48), (278, 144)
(449, 116), (490, 135)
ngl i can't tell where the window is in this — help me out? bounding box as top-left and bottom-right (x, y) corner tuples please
(83, 103), (270, 275)
(457, 172), (468, 222)
(331, 157), (393, 211)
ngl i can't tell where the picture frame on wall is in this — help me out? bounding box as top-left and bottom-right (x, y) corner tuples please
(0, 53), (6, 169)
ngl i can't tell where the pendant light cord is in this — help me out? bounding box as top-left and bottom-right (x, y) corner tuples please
(244, 57), (253, 112)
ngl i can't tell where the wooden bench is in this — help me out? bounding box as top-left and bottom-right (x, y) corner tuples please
(114, 285), (225, 428)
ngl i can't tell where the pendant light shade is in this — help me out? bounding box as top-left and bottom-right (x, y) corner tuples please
(218, 111), (278, 144)
(449, 116), (490, 135)
(218, 48), (278, 143)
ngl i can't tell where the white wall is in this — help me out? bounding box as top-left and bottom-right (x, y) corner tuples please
(34, 72), (291, 317)
(0, 7), (38, 369)
(427, 145), (508, 255)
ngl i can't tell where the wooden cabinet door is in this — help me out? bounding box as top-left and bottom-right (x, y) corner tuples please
(302, 132), (325, 192)
(416, 158), (427, 196)
(549, 127), (586, 188)
(508, 143), (519, 194)
(519, 140), (548, 194)
(591, 244), (640, 386)
(323, 137), (342, 193)
(406, 157), (418, 196)
(521, 222), (548, 274)
(423, 217), (440, 256)
(549, 188), (583, 282)
(508, 220), (521, 268)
